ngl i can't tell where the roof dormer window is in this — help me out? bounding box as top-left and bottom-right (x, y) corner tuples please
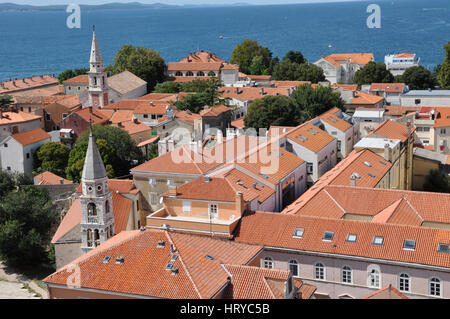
(323, 231), (334, 242)
(372, 236), (384, 246)
(293, 228), (304, 238)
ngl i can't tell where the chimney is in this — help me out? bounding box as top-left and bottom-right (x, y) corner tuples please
(167, 139), (175, 152)
(204, 176), (211, 183)
(384, 143), (391, 161)
(350, 174), (356, 187)
(236, 192), (244, 215)
(260, 88), (264, 96)
(59, 178), (64, 185)
(235, 87), (239, 94)
(287, 88), (291, 96)
(168, 185), (177, 197)
(134, 118), (139, 124)
(406, 121), (411, 137)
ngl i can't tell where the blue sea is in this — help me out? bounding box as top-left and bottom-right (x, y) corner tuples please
(0, 0), (449, 81)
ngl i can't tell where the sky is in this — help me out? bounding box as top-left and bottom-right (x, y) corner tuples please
(1, 0), (366, 6)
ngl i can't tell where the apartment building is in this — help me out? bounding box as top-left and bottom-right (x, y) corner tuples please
(369, 83), (409, 105)
(314, 53), (374, 84)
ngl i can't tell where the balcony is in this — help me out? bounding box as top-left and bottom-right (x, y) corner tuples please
(87, 216), (99, 224)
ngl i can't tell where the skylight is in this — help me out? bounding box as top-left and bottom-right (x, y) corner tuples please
(363, 161), (372, 167)
(403, 240), (416, 251)
(379, 161), (387, 165)
(260, 173), (269, 179)
(372, 236), (384, 246)
(323, 231), (334, 241)
(166, 263), (174, 270)
(437, 243), (449, 253)
(157, 240), (166, 248)
(346, 234), (357, 243)
(368, 173), (376, 178)
(115, 256), (125, 264)
(206, 255), (215, 261)
(293, 228), (304, 238)
(103, 256), (111, 263)
(170, 254), (179, 262)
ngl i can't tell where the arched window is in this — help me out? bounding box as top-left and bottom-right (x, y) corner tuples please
(368, 266), (381, 288)
(197, 71), (205, 76)
(429, 277), (441, 297)
(94, 229), (100, 247)
(94, 76), (97, 86)
(186, 71), (194, 77)
(208, 71), (216, 77)
(314, 262), (325, 280)
(105, 200), (110, 214)
(263, 257), (273, 269)
(342, 266), (352, 284)
(87, 229), (93, 247)
(399, 273), (410, 292)
(175, 71), (183, 76)
(87, 203), (97, 216)
(289, 260), (298, 277)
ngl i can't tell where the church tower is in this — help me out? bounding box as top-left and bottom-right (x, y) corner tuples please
(88, 27), (109, 111)
(80, 132), (114, 253)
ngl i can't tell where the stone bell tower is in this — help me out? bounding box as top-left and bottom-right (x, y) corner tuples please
(88, 27), (109, 111)
(80, 131), (114, 253)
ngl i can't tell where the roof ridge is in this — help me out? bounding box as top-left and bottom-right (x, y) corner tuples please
(323, 189), (346, 217)
(401, 197), (425, 223)
(165, 231), (203, 299)
(262, 276), (277, 299)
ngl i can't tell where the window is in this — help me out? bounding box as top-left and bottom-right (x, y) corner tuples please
(306, 163), (313, 174)
(437, 243), (449, 253)
(175, 71), (183, 76)
(150, 193), (158, 205)
(440, 128), (447, 134)
(403, 239), (416, 251)
(289, 260), (298, 277)
(26, 153), (30, 159)
(346, 234), (357, 243)
(208, 71), (216, 77)
(372, 236), (384, 246)
(293, 228), (304, 238)
(186, 71), (194, 77)
(143, 114), (148, 119)
(399, 273), (410, 292)
(368, 267), (381, 288)
(414, 99), (421, 105)
(182, 201), (191, 212)
(342, 266), (352, 284)
(429, 278), (441, 297)
(3, 143), (7, 148)
(87, 203), (97, 217)
(62, 113), (68, 119)
(197, 71), (205, 76)
(167, 179), (173, 186)
(322, 231), (334, 241)
(87, 229), (93, 247)
(314, 263), (325, 280)
(45, 114), (51, 121)
(149, 178), (156, 186)
(263, 257), (273, 269)
(209, 204), (218, 219)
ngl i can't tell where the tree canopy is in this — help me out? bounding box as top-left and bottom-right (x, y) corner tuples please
(230, 40), (273, 75)
(273, 60), (325, 83)
(174, 78), (222, 113)
(57, 68), (89, 84)
(282, 51), (307, 64)
(77, 125), (144, 178)
(244, 95), (299, 130)
(0, 95), (13, 111)
(110, 45), (166, 92)
(153, 81), (182, 94)
(66, 138), (115, 183)
(423, 169), (450, 193)
(353, 61), (394, 86)
(244, 84), (345, 130)
(437, 41), (450, 89)
(400, 66), (436, 90)
(0, 178), (57, 266)
(33, 142), (70, 177)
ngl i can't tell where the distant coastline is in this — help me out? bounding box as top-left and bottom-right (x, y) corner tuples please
(0, 2), (253, 12)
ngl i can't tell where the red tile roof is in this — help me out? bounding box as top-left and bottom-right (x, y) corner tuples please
(231, 118), (245, 129)
(234, 211), (450, 269)
(168, 62), (223, 72)
(434, 108), (450, 128)
(0, 110), (42, 126)
(74, 108), (112, 125)
(199, 104), (232, 117)
(11, 128), (50, 146)
(286, 122), (335, 153)
(63, 75), (89, 84)
(0, 75), (58, 94)
(115, 120), (151, 136)
(370, 83), (406, 93)
(318, 107), (352, 132)
(109, 110), (134, 124)
(351, 91), (385, 105)
(167, 177), (237, 202)
(369, 120), (414, 143)
(324, 53), (374, 65)
(34, 171), (73, 185)
(362, 284), (408, 299)
(219, 87), (292, 102)
(178, 51), (226, 64)
(175, 110), (201, 124)
(222, 264), (290, 299)
(45, 229), (262, 299)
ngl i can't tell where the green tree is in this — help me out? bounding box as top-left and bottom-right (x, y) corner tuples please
(249, 56), (270, 75)
(0, 95), (13, 111)
(66, 139), (115, 183)
(147, 144), (159, 161)
(34, 142), (70, 177)
(175, 93), (210, 113)
(153, 81), (181, 94)
(245, 95), (299, 130)
(111, 45), (166, 92)
(291, 84), (345, 121)
(0, 170), (15, 197)
(57, 68), (89, 84)
(181, 78), (220, 94)
(273, 61), (325, 83)
(230, 40), (273, 75)
(401, 66), (436, 90)
(175, 78), (222, 113)
(353, 61), (394, 86)
(77, 125), (144, 177)
(437, 42), (450, 89)
(423, 169), (450, 193)
(282, 51), (306, 64)
(0, 187), (58, 266)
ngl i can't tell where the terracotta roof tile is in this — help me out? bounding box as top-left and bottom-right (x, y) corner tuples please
(167, 177), (237, 202)
(319, 107), (352, 132)
(63, 75), (89, 84)
(168, 62), (223, 72)
(231, 118), (245, 129)
(234, 211), (450, 269)
(0, 75), (58, 94)
(34, 171), (73, 185)
(115, 120), (151, 136)
(109, 110), (134, 124)
(362, 284), (408, 299)
(370, 83), (406, 93)
(351, 91), (385, 105)
(369, 120), (414, 143)
(219, 87), (292, 102)
(178, 51), (226, 64)
(0, 110), (42, 126)
(11, 128), (50, 146)
(286, 122), (335, 153)
(199, 104), (232, 117)
(325, 53), (374, 65)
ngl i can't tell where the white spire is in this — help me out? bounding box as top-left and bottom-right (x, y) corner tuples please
(82, 131), (107, 181)
(90, 28), (103, 65)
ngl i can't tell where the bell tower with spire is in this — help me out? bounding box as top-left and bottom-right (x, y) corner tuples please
(80, 131), (114, 253)
(88, 26), (109, 111)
